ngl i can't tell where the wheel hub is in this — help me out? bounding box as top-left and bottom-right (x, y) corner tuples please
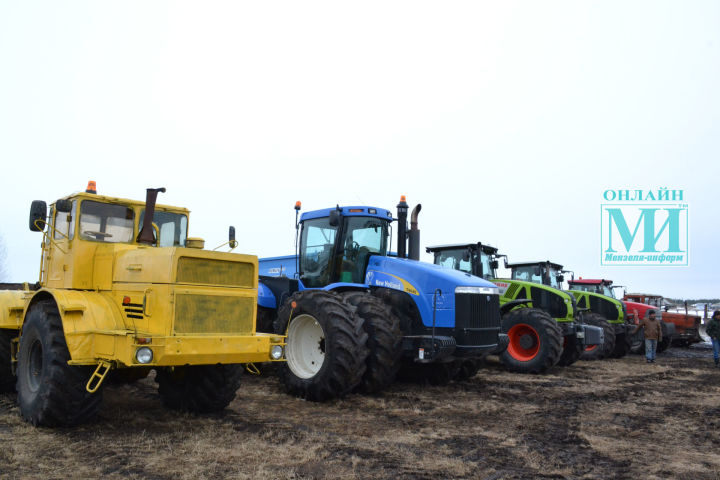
(286, 314), (326, 379)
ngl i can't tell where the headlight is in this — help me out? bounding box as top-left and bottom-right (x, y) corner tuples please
(135, 347), (154, 364)
(270, 345), (284, 360)
(455, 286), (499, 295)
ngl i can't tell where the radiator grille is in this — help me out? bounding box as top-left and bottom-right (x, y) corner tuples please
(177, 257), (255, 288)
(455, 293), (501, 346)
(174, 294), (254, 334)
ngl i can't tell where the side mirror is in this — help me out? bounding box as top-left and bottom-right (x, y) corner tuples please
(29, 200), (47, 232)
(329, 209), (342, 227)
(229, 226), (238, 249)
(490, 260), (499, 270)
(56, 199), (72, 213)
(664, 305), (669, 312)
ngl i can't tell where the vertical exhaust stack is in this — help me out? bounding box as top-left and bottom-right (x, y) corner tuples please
(396, 196), (409, 258)
(137, 187), (166, 245)
(408, 204), (422, 261)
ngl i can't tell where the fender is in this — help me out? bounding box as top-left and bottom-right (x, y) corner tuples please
(499, 298), (534, 316)
(24, 289), (128, 364)
(0, 290), (29, 331)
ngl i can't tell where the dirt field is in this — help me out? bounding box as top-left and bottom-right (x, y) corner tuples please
(1, 345), (718, 480)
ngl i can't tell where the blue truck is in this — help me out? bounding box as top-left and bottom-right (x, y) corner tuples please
(256, 198), (508, 401)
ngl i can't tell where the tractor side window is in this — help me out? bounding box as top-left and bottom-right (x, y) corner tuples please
(434, 249), (472, 274)
(479, 252), (493, 279)
(299, 217), (337, 288)
(339, 217), (389, 283)
(79, 200), (134, 243)
(53, 200), (77, 241)
(139, 210), (188, 247)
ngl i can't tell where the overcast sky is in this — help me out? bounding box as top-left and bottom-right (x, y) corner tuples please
(1, 1), (718, 298)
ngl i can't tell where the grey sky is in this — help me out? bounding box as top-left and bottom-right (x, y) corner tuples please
(1, 2), (718, 297)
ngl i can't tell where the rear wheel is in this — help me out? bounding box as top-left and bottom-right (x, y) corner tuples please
(557, 334), (583, 367)
(500, 308), (562, 374)
(609, 331), (632, 358)
(275, 290), (368, 402)
(0, 329), (16, 393)
(156, 364), (243, 413)
(629, 327), (644, 354)
(580, 314), (615, 361)
(343, 292), (403, 394)
(16, 300), (102, 426)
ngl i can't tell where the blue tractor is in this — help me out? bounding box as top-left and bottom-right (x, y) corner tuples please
(256, 198), (508, 401)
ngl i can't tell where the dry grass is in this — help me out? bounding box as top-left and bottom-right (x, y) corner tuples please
(1, 350), (719, 480)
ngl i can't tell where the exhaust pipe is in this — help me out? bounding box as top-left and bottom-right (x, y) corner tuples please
(396, 196), (408, 258)
(408, 204), (421, 261)
(137, 187), (166, 245)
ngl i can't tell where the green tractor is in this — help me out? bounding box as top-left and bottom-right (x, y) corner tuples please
(427, 243), (603, 374)
(506, 261), (631, 360)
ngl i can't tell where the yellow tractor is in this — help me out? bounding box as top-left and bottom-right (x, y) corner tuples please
(0, 183), (285, 426)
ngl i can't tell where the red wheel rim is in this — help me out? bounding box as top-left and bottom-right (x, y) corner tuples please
(507, 323), (541, 361)
(584, 344), (597, 352)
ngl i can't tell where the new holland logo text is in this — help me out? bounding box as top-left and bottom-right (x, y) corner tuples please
(601, 188), (688, 266)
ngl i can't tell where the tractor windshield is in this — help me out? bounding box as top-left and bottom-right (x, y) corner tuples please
(79, 200), (135, 243)
(139, 210), (188, 247)
(338, 216), (388, 284)
(546, 266), (563, 289)
(511, 266), (544, 285)
(432, 248), (474, 275)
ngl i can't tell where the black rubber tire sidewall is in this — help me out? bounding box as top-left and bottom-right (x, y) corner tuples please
(580, 313), (616, 361)
(156, 364), (243, 413)
(0, 329), (15, 393)
(500, 308), (563, 374)
(557, 333), (584, 367)
(16, 300), (102, 427)
(275, 290), (368, 402)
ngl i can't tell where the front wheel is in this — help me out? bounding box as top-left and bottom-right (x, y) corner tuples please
(16, 300), (102, 426)
(557, 334), (583, 367)
(275, 290), (368, 402)
(500, 308), (563, 374)
(156, 364), (243, 413)
(609, 331), (631, 358)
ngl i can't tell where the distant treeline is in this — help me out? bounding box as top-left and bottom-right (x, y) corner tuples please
(667, 298), (720, 305)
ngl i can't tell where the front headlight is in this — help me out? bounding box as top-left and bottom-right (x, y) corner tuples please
(270, 345), (284, 360)
(135, 347), (154, 364)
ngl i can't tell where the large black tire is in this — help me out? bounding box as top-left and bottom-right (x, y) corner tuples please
(609, 331), (632, 358)
(106, 367), (152, 385)
(500, 308), (563, 374)
(256, 306), (276, 334)
(342, 292), (403, 394)
(16, 300), (102, 426)
(397, 360), (462, 386)
(557, 334), (583, 367)
(0, 329), (16, 393)
(580, 314), (616, 361)
(274, 290), (368, 402)
(454, 359), (482, 381)
(156, 364), (243, 413)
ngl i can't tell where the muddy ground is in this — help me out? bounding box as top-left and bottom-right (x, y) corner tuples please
(1, 345), (719, 480)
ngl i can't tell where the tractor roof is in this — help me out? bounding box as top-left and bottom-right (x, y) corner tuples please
(625, 293), (662, 299)
(426, 243), (498, 255)
(300, 206), (394, 222)
(569, 278), (614, 285)
(58, 191), (189, 215)
(507, 260), (564, 270)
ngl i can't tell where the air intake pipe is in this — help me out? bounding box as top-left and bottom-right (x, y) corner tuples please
(396, 196), (408, 258)
(137, 187), (166, 245)
(408, 204), (421, 261)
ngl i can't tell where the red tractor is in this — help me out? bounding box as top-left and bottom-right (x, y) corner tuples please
(623, 293), (702, 347)
(568, 278), (676, 354)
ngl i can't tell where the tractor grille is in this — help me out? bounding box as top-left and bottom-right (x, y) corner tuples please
(176, 257), (255, 288)
(455, 293), (501, 346)
(588, 296), (620, 321)
(174, 294), (254, 334)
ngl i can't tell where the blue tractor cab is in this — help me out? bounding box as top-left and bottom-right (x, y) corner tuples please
(258, 198), (507, 401)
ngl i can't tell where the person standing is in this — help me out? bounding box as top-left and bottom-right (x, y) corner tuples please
(631, 309), (662, 363)
(706, 310), (720, 367)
